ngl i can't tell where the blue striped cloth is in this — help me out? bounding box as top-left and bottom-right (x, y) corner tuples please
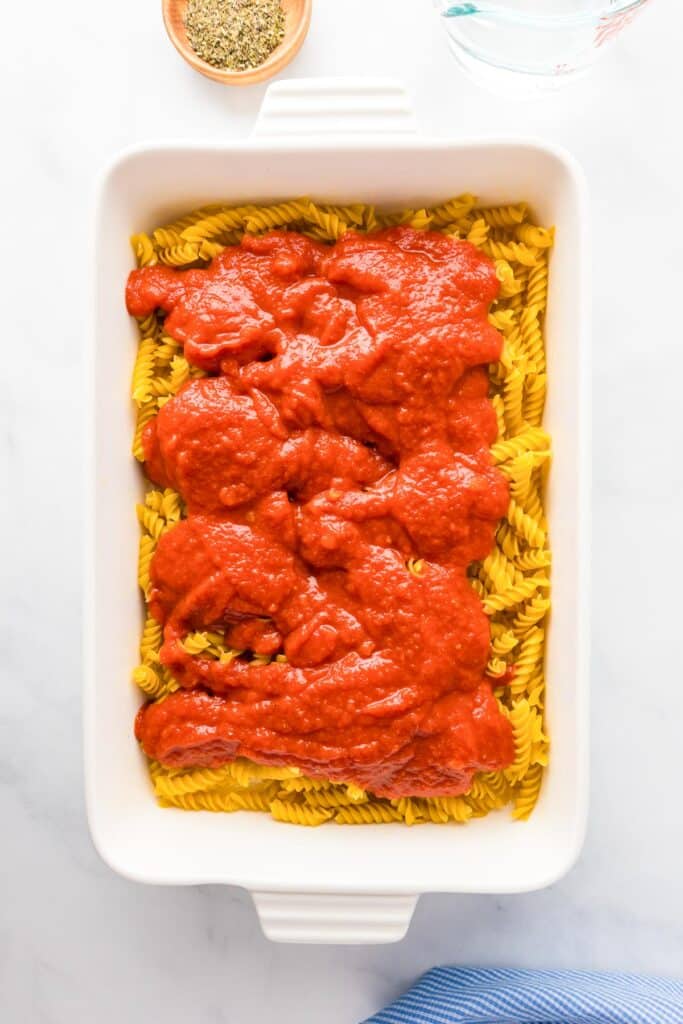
(362, 967), (683, 1024)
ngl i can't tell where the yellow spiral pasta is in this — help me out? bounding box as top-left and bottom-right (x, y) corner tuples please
(490, 426), (550, 465)
(154, 335), (181, 367)
(140, 614), (163, 664)
(144, 490), (164, 513)
(229, 787), (282, 813)
(491, 628), (519, 658)
(244, 199), (310, 234)
(431, 797), (473, 823)
(527, 260), (549, 311)
(488, 308), (517, 335)
(503, 453), (548, 525)
(477, 203), (528, 227)
(479, 547), (517, 594)
(304, 201), (349, 240)
(506, 498), (547, 548)
(504, 699), (536, 782)
(279, 776), (331, 793)
(321, 203), (366, 226)
(519, 304), (546, 372)
(417, 800), (450, 823)
(512, 764), (544, 820)
(132, 664), (178, 701)
(132, 401), (157, 461)
(131, 337), (157, 404)
(159, 489), (183, 524)
(523, 373), (547, 427)
(162, 790), (243, 813)
(131, 233), (156, 267)
(466, 771), (511, 815)
(269, 800), (333, 827)
(181, 206), (253, 243)
(406, 208), (433, 230)
(163, 204), (225, 235)
(527, 676), (545, 710)
(503, 365), (526, 436)
(512, 595), (551, 634)
(137, 534), (156, 598)
(428, 194), (477, 226)
(179, 631), (222, 657)
(515, 223), (554, 248)
(303, 787), (367, 810)
(508, 626), (545, 696)
(391, 797), (422, 826)
(484, 238), (541, 266)
(154, 765), (235, 798)
(466, 217), (489, 248)
(491, 393), (506, 439)
(152, 226), (185, 248)
(335, 803), (402, 825)
(136, 505), (167, 541)
(130, 193), (553, 825)
(515, 549), (551, 572)
(496, 520), (520, 561)
(482, 576), (543, 615)
(469, 577), (487, 600)
(495, 259), (525, 300)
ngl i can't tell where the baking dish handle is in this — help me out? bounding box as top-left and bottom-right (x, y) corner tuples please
(252, 78), (418, 139)
(251, 891), (418, 944)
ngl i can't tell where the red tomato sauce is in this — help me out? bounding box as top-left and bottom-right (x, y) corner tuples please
(126, 228), (514, 797)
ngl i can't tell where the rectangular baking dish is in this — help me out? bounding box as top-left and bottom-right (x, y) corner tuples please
(85, 78), (590, 944)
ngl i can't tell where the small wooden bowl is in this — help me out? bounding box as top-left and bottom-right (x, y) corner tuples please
(162, 0), (312, 86)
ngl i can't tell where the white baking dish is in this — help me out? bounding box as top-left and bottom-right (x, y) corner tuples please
(85, 79), (590, 944)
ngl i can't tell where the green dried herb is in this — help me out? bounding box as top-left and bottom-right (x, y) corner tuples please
(185, 0), (286, 71)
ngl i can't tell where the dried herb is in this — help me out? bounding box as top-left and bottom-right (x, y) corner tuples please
(185, 0), (286, 72)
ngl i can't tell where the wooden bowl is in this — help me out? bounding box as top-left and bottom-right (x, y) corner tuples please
(162, 0), (312, 86)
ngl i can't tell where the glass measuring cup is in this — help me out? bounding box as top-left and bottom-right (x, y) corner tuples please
(434, 0), (653, 95)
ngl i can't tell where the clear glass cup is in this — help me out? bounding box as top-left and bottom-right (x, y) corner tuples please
(434, 0), (653, 95)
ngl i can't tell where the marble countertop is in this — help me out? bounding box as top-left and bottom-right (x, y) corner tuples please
(3, 0), (682, 1020)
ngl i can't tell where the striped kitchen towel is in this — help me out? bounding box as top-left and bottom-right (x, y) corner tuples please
(362, 967), (683, 1024)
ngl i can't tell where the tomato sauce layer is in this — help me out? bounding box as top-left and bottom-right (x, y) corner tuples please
(126, 228), (514, 797)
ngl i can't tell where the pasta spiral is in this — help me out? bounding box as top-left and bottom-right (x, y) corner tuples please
(334, 803), (402, 825)
(506, 499), (547, 548)
(304, 787), (367, 810)
(466, 771), (511, 815)
(154, 765), (234, 798)
(131, 233), (156, 267)
(484, 239), (541, 266)
(304, 202), (349, 239)
(431, 797), (473, 823)
(226, 787), (280, 813)
(512, 764), (543, 820)
(244, 200), (309, 234)
(466, 218), (489, 248)
(140, 614), (163, 664)
(508, 626), (545, 697)
(526, 261), (549, 311)
(490, 427), (550, 465)
(162, 790), (243, 812)
(428, 194), (477, 226)
(477, 203), (527, 227)
(269, 800), (333, 827)
(181, 207), (253, 243)
(132, 664), (178, 700)
(515, 223), (554, 248)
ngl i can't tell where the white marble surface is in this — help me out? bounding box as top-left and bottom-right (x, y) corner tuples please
(3, 0), (682, 1019)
